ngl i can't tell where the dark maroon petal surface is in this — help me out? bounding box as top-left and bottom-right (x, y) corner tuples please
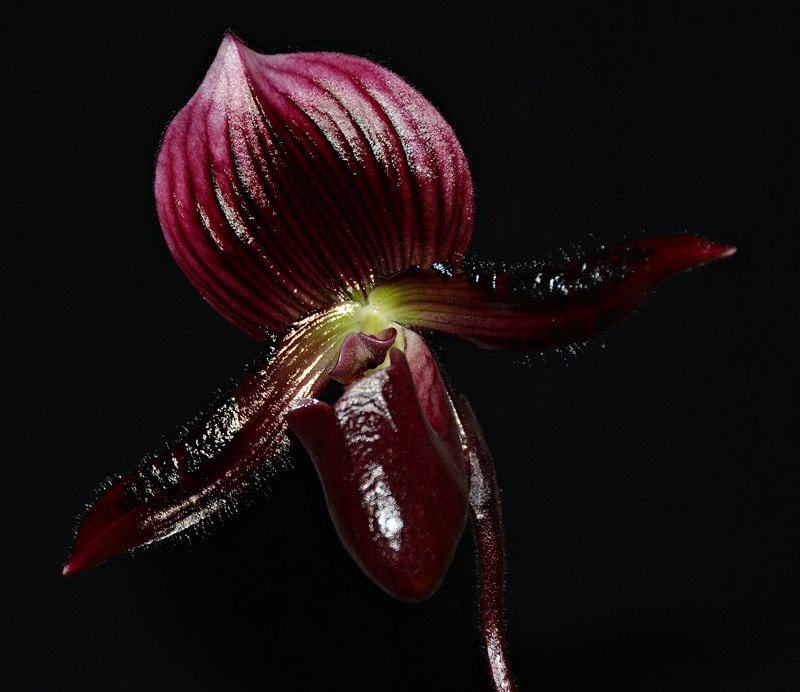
(378, 235), (736, 349)
(454, 396), (517, 692)
(287, 348), (468, 603)
(155, 34), (474, 339)
(63, 306), (353, 576)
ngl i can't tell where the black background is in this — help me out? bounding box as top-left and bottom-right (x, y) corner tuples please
(5, 2), (798, 690)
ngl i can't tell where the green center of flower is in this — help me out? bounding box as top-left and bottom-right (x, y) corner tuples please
(313, 281), (420, 383)
(356, 305), (396, 338)
(304, 279), (422, 383)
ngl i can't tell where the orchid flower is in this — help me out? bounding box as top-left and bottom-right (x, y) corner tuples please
(64, 34), (735, 691)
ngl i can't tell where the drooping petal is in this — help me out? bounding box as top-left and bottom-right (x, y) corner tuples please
(155, 34), (474, 339)
(452, 395), (517, 692)
(63, 302), (361, 576)
(286, 347), (468, 603)
(370, 235), (736, 349)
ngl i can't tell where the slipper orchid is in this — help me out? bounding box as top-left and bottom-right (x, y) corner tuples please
(64, 34), (735, 691)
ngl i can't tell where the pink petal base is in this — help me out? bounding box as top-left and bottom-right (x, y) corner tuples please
(329, 328), (397, 385)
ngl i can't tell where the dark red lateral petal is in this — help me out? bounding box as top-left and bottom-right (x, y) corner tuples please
(452, 396), (518, 692)
(286, 348), (468, 603)
(63, 305), (357, 576)
(376, 235), (736, 349)
(155, 34), (474, 339)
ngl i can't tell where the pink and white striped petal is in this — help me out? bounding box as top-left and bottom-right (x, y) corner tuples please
(155, 34), (474, 339)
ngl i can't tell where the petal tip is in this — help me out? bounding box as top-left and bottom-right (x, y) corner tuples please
(691, 236), (737, 265)
(716, 243), (737, 261)
(62, 535), (105, 578)
(671, 236), (737, 276)
(61, 553), (88, 578)
(202, 33), (249, 100)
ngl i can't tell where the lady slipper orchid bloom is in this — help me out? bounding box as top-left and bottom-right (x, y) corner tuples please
(64, 33), (735, 691)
